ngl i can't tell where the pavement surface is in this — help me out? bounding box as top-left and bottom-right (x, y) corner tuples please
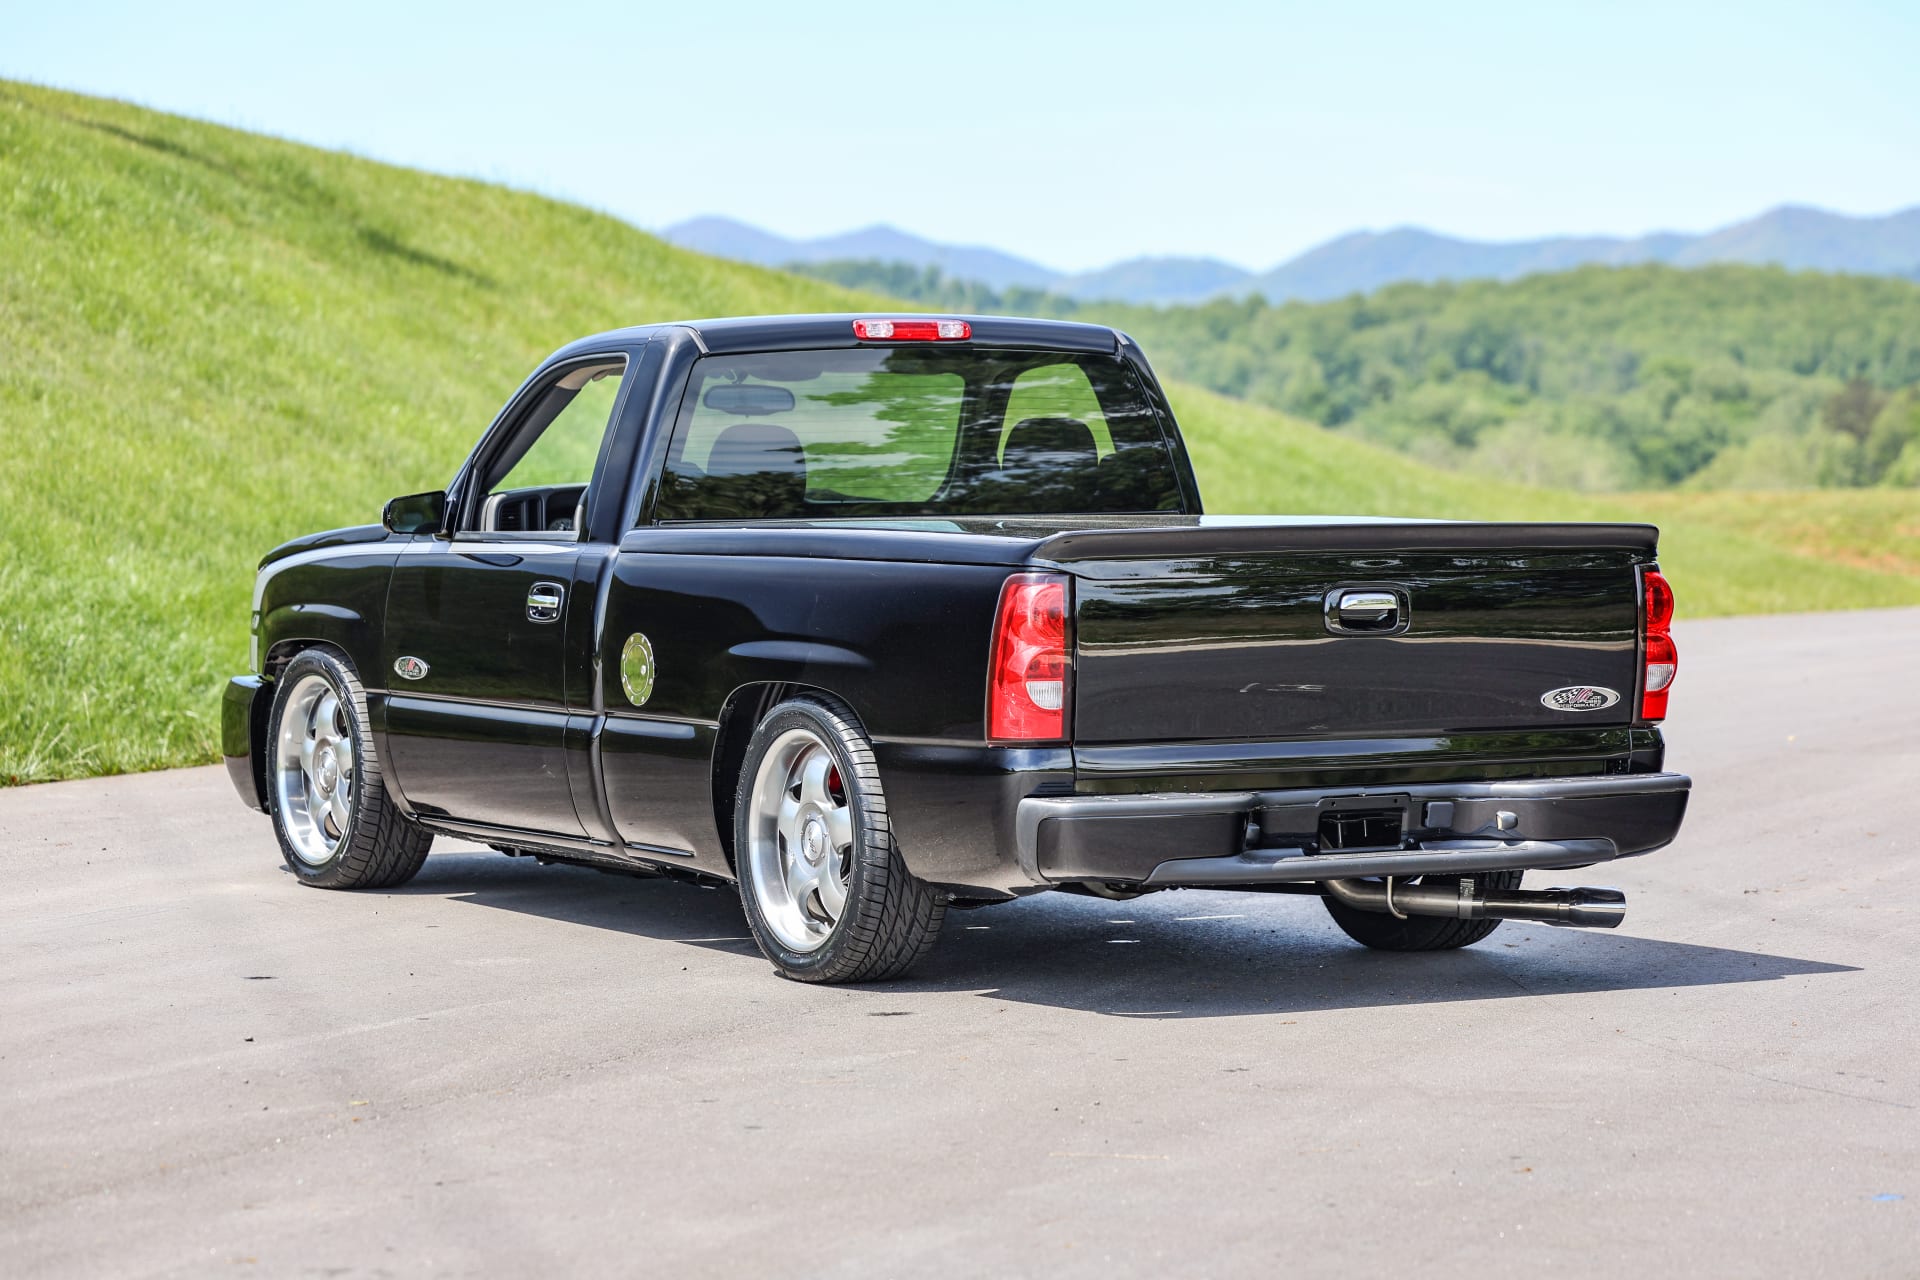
(2, 609), (1916, 1278)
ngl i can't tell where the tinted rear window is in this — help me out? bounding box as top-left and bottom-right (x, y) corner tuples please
(651, 347), (1185, 520)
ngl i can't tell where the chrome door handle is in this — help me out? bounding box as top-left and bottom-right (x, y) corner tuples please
(1337, 590), (1397, 623)
(527, 582), (565, 623)
(1325, 588), (1407, 634)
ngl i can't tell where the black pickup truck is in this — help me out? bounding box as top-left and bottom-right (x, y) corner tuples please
(222, 314), (1688, 983)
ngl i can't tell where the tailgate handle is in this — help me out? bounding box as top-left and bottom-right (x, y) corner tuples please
(1327, 588), (1406, 634)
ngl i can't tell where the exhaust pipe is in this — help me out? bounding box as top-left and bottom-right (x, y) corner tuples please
(1322, 876), (1626, 929)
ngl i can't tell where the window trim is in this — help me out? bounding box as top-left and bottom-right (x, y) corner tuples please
(451, 352), (632, 544)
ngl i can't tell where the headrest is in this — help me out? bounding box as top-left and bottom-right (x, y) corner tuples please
(706, 423), (806, 477)
(1001, 416), (1098, 470)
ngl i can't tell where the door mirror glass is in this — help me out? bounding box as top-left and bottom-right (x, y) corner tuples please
(383, 490), (446, 535)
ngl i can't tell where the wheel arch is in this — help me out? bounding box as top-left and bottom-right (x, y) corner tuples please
(262, 636), (356, 679)
(252, 639), (360, 793)
(709, 680), (872, 872)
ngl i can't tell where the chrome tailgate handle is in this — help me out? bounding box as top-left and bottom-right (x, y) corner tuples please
(1338, 590), (1397, 622)
(1325, 587), (1407, 634)
(527, 582), (565, 623)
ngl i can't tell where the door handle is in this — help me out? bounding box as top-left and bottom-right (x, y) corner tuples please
(1325, 588), (1407, 634)
(1337, 590), (1397, 623)
(527, 582), (565, 623)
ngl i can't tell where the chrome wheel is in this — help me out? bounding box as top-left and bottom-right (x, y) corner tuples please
(272, 672), (355, 867)
(743, 728), (854, 953)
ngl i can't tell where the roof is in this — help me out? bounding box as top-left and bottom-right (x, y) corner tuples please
(550, 313), (1124, 362)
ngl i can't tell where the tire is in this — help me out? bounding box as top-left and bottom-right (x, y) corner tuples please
(266, 648), (431, 890)
(733, 694), (945, 983)
(1321, 870), (1523, 951)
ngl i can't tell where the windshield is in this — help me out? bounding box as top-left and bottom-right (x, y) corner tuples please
(651, 347), (1186, 520)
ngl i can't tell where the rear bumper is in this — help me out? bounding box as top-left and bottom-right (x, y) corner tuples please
(1016, 772), (1690, 887)
(222, 675), (269, 812)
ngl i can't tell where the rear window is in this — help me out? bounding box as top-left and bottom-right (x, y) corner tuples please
(651, 347), (1185, 520)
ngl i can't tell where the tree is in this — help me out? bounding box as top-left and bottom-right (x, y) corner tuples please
(1822, 378), (1888, 443)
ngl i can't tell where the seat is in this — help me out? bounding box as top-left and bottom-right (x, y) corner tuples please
(696, 422), (809, 518)
(999, 417), (1099, 474)
(706, 422), (807, 479)
(983, 417), (1103, 509)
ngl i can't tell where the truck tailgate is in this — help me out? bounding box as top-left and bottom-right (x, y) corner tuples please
(1045, 521), (1649, 745)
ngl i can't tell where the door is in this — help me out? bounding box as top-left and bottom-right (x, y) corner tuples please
(381, 353), (632, 836)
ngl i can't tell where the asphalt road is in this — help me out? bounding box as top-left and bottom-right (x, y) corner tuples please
(3, 609), (1916, 1278)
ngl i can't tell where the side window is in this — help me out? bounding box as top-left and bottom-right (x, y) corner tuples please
(470, 356), (626, 537)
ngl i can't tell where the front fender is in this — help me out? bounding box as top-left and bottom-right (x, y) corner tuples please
(253, 544), (402, 680)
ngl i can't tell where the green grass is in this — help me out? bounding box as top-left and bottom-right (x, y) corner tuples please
(2, 80), (1916, 784)
(1176, 384), (1920, 616)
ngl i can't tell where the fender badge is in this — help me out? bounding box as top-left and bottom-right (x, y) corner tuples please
(1541, 685), (1620, 712)
(620, 633), (656, 706)
(394, 656), (430, 681)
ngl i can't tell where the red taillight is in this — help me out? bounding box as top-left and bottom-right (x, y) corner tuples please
(1641, 569), (1677, 721)
(852, 318), (971, 341)
(988, 572), (1069, 742)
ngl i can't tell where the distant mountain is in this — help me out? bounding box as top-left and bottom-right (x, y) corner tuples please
(663, 217), (1253, 303)
(662, 216), (1057, 291)
(668, 204), (1920, 306)
(1671, 204), (1920, 272)
(1247, 229), (1695, 301)
(1248, 205), (1920, 301)
(1054, 256), (1253, 305)
(660, 216), (806, 268)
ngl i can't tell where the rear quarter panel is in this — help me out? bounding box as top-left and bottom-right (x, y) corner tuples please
(592, 539), (1021, 870)
(597, 547), (1011, 738)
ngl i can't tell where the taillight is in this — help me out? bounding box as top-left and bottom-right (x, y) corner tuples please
(988, 572), (1070, 742)
(1641, 569), (1677, 720)
(852, 318), (971, 341)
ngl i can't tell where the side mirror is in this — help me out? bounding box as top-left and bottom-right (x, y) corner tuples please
(383, 490), (447, 536)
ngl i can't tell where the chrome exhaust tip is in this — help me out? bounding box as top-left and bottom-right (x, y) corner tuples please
(1486, 885), (1627, 929)
(1322, 877), (1627, 930)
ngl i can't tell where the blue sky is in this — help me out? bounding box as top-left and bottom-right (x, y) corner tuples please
(4, 0), (1917, 272)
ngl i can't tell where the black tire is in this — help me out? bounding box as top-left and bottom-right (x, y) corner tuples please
(1321, 870), (1523, 951)
(266, 648), (432, 890)
(733, 694), (945, 983)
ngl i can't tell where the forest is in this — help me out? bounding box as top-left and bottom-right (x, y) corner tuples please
(793, 260), (1920, 491)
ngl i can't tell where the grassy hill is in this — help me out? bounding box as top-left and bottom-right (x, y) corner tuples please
(2, 80), (1917, 784)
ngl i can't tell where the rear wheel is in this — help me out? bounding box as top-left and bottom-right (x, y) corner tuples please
(267, 649), (431, 889)
(1321, 870), (1523, 951)
(734, 695), (945, 983)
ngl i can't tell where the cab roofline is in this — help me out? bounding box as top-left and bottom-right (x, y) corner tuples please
(549, 313), (1122, 362)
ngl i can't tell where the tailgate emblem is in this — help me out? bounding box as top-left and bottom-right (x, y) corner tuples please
(394, 656), (430, 681)
(1542, 685), (1620, 712)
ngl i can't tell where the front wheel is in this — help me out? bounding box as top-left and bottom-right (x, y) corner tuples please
(266, 648), (431, 889)
(1321, 870), (1523, 951)
(734, 695), (945, 983)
